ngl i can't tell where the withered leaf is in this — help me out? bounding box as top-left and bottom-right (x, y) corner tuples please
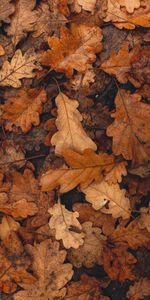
(6, 0), (38, 46)
(0, 0), (15, 22)
(107, 90), (150, 164)
(0, 49), (39, 88)
(2, 88), (47, 133)
(40, 149), (114, 193)
(127, 278), (150, 300)
(49, 203), (84, 249)
(51, 92), (97, 155)
(41, 24), (102, 76)
(14, 240), (73, 300)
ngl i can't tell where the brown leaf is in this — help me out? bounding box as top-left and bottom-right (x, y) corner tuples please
(127, 278), (150, 300)
(2, 88), (47, 133)
(0, 49), (39, 88)
(0, 0), (14, 22)
(6, 0), (38, 46)
(107, 89), (150, 164)
(66, 273), (110, 300)
(41, 24), (102, 77)
(40, 149), (114, 193)
(14, 240), (73, 300)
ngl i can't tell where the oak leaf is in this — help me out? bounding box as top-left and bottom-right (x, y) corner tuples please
(82, 181), (131, 219)
(0, 49), (39, 88)
(68, 221), (106, 267)
(127, 278), (150, 300)
(73, 203), (115, 236)
(0, 216), (20, 241)
(138, 205), (150, 233)
(49, 203), (84, 249)
(105, 0), (150, 29)
(14, 239), (73, 300)
(0, 141), (25, 172)
(0, 0), (14, 23)
(111, 220), (150, 249)
(41, 24), (102, 77)
(107, 90), (150, 163)
(66, 274), (109, 300)
(6, 0), (38, 46)
(105, 161), (127, 184)
(32, 0), (67, 38)
(51, 92), (97, 155)
(102, 245), (136, 282)
(1, 88), (47, 133)
(69, 0), (97, 13)
(118, 0), (141, 13)
(40, 149), (114, 193)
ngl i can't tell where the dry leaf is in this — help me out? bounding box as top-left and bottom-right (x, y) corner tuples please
(138, 205), (150, 233)
(69, 0), (97, 13)
(6, 0), (38, 46)
(82, 180), (131, 219)
(73, 203), (115, 236)
(14, 239), (73, 300)
(49, 203), (84, 249)
(0, 141), (25, 172)
(105, 161), (127, 184)
(107, 90), (150, 163)
(0, 49), (39, 88)
(66, 274), (109, 300)
(0, 44), (5, 56)
(41, 24), (102, 76)
(51, 92), (97, 155)
(32, 0), (67, 38)
(119, 0), (141, 13)
(0, 216), (20, 241)
(0, 0), (15, 22)
(40, 149), (114, 193)
(102, 245), (136, 282)
(105, 0), (150, 29)
(127, 278), (150, 300)
(68, 221), (106, 267)
(2, 88), (47, 133)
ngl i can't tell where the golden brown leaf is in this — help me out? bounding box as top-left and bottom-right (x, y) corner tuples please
(127, 278), (150, 300)
(107, 90), (150, 163)
(0, 49), (39, 88)
(51, 92), (97, 155)
(40, 149), (114, 193)
(49, 203), (84, 249)
(2, 89), (47, 133)
(41, 24), (102, 76)
(14, 240), (73, 300)
(0, 0), (14, 22)
(118, 0), (141, 13)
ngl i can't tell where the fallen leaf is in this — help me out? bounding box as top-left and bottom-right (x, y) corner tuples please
(105, 161), (127, 184)
(0, 141), (25, 172)
(40, 149), (114, 193)
(14, 239), (73, 300)
(107, 90), (150, 163)
(32, 0), (67, 38)
(51, 92), (97, 155)
(2, 88), (47, 133)
(0, 44), (5, 56)
(119, 0), (141, 13)
(127, 278), (150, 300)
(6, 0), (38, 46)
(66, 274), (109, 300)
(102, 244), (136, 282)
(68, 221), (106, 267)
(73, 203), (115, 236)
(138, 205), (150, 233)
(0, 49), (39, 88)
(69, 0), (97, 13)
(49, 203), (84, 249)
(41, 24), (102, 76)
(82, 180), (131, 219)
(0, 0), (14, 22)
(0, 216), (20, 240)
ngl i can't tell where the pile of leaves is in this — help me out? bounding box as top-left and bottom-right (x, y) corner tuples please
(0, 1), (150, 299)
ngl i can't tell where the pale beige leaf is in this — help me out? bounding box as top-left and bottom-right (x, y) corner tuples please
(51, 93), (97, 155)
(68, 221), (106, 268)
(6, 0), (38, 46)
(2, 89), (47, 133)
(14, 239), (73, 300)
(0, 0), (15, 22)
(82, 181), (131, 219)
(49, 203), (85, 249)
(0, 49), (39, 88)
(119, 0), (141, 13)
(127, 278), (150, 300)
